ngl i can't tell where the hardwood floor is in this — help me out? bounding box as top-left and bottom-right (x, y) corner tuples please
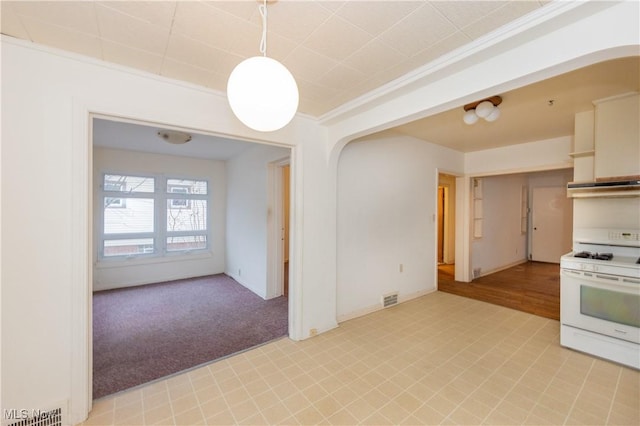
(438, 261), (560, 320)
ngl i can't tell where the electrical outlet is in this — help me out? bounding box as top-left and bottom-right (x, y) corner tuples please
(399, 263), (403, 273)
(238, 268), (241, 276)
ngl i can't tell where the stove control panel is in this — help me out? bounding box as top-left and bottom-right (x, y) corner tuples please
(581, 263), (597, 272)
(609, 231), (640, 242)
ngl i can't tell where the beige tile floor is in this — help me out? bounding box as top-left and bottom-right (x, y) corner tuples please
(82, 292), (639, 425)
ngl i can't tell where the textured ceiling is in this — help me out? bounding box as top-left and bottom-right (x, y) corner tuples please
(1, 0), (547, 118)
(3, 1), (638, 154)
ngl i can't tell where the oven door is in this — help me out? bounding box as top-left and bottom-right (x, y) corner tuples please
(561, 268), (640, 344)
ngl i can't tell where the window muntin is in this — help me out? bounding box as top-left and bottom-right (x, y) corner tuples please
(104, 174), (155, 193)
(167, 178), (207, 195)
(100, 174), (209, 259)
(166, 236), (207, 252)
(103, 238), (154, 257)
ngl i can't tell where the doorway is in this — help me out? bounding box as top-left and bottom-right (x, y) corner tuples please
(437, 173), (456, 268)
(438, 186), (445, 263)
(91, 116), (292, 399)
(282, 164), (290, 297)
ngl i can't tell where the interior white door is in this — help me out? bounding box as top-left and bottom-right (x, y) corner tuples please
(531, 186), (573, 263)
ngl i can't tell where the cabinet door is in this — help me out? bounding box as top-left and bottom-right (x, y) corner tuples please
(572, 110), (595, 182)
(594, 93), (640, 179)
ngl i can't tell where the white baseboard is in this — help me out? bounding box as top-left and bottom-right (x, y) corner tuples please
(226, 272), (266, 299)
(476, 259), (528, 278)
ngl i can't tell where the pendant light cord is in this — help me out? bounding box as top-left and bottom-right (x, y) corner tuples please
(259, 0), (267, 56)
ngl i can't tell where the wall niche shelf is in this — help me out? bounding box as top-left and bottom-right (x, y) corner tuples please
(473, 178), (483, 239)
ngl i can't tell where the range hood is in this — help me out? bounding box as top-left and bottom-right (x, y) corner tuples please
(567, 177), (640, 198)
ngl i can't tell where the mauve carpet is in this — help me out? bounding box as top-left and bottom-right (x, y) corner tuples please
(93, 274), (288, 399)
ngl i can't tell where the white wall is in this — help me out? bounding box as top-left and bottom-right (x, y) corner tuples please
(574, 197), (640, 231)
(92, 147), (227, 291)
(2, 40), (77, 418)
(226, 144), (290, 299)
(471, 174), (529, 276)
(528, 168), (574, 190)
(337, 135), (463, 320)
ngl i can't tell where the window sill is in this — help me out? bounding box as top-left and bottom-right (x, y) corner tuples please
(95, 251), (212, 269)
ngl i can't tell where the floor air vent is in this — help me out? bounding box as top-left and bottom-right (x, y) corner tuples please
(6, 408), (63, 426)
(382, 292), (398, 308)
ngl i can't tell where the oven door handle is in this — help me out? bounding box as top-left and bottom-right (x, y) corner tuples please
(562, 269), (640, 293)
(595, 274), (620, 282)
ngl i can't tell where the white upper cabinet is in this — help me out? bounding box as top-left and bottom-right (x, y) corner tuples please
(594, 92), (640, 180)
(571, 110), (595, 182)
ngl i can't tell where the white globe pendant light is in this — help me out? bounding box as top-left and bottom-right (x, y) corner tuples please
(228, 56), (298, 132)
(227, 0), (299, 132)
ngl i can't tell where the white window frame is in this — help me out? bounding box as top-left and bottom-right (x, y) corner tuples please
(99, 173), (210, 261)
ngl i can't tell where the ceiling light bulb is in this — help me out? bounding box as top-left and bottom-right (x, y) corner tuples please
(463, 110), (479, 125)
(475, 100), (494, 118)
(227, 56), (299, 132)
(484, 107), (501, 122)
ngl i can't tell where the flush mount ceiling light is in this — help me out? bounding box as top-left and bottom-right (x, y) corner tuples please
(227, 0), (299, 132)
(157, 130), (192, 145)
(463, 96), (502, 125)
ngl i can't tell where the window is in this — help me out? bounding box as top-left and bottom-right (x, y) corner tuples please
(100, 174), (209, 259)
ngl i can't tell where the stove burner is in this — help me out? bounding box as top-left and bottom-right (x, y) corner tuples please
(594, 253), (613, 261)
(574, 251), (614, 260)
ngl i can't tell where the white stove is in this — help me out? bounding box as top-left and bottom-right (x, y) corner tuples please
(561, 228), (640, 275)
(560, 228), (640, 369)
